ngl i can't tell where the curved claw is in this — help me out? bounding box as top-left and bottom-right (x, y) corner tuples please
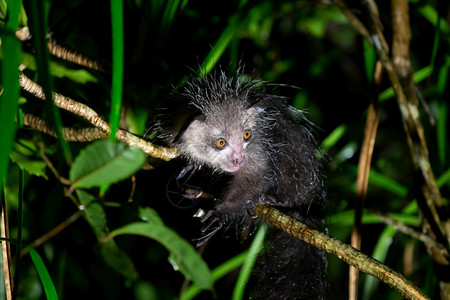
(193, 226), (222, 247)
(192, 210), (223, 247)
(165, 164), (202, 209)
(176, 164), (197, 182)
(200, 210), (223, 233)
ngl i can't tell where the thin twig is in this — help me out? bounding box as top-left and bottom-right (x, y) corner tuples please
(20, 211), (83, 257)
(39, 144), (71, 186)
(375, 212), (449, 265)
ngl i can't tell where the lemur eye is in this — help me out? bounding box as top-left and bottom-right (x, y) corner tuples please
(216, 138), (227, 148)
(243, 130), (251, 140)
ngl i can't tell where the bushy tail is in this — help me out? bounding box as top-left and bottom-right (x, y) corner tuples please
(250, 228), (328, 299)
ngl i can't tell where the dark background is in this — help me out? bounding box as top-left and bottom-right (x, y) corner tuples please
(3, 0), (450, 299)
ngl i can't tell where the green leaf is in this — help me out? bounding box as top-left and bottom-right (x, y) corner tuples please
(109, 0), (124, 139)
(21, 53), (98, 84)
(199, 12), (244, 75)
(378, 65), (433, 101)
(27, 246), (58, 300)
(50, 62), (98, 84)
(363, 39), (376, 83)
(76, 190), (138, 279)
(101, 240), (139, 280)
(321, 124), (347, 152)
(109, 207), (213, 291)
(70, 140), (146, 188)
(232, 224), (267, 300)
(181, 251), (248, 300)
(125, 106), (148, 136)
(77, 189), (108, 238)
(0, 30), (21, 193)
(28, 0), (72, 163)
(368, 169), (408, 197)
(9, 151), (48, 179)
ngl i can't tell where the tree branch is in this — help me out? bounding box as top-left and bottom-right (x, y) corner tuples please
(18, 72), (179, 161)
(253, 202), (430, 300)
(23, 113), (108, 141)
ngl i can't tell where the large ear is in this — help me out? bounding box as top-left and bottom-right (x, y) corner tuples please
(173, 115), (205, 143)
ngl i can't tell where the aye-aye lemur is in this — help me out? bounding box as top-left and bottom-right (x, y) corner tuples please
(160, 71), (328, 299)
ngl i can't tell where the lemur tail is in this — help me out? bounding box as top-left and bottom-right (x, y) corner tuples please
(250, 228), (328, 299)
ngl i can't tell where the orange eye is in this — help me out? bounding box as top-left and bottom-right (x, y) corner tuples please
(216, 138), (226, 148)
(243, 130), (251, 140)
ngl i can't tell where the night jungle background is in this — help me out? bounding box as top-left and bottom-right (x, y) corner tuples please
(1, 0), (449, 299)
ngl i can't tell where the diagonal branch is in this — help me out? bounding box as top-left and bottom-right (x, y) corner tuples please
(18, 72), (179, 161)
(253, 202), (430, 300)
(22, 113), (108, 141)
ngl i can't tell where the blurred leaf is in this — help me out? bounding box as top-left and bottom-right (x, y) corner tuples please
(437, 101), (447, 166)
(362, 226), (398, 298)
(200, 10), (246, 75)
(362, 201), (417, 298)
(436, 57), (450, 94)
(77, 189), (108, 237)
(21, 52), (98, 84)
(322, 124), (347, 152)
(0, 30), (21, 192)
(9, 151), (48, 179)
(50, 62), (98, 84)
(419, 5), (449, 34)
(101, 240), (139, 280)
(329, 209), (419, 227)
(181, 251), (249, 300)
(109, 0), (124, 139)
(109, 207), (213, 291)
(27, 246), (58, 300)
(28, 0), (72, 163)
(134, 281), (158, 300)
(4, 0), (21, 31)
(77, 189), (138, 279)
(246, 2), (274, 46)
(363, 39), (376, 83)
(13, 139), (37, 156)
(161, 0), (188, 29)
(437, 168), (450, 188)
(70, 140), (146, 188)
(232, 224), (267, 300)
(379, 65), (433, 101)
(126, 106), (148, 136)
(368, 169), (409, 197)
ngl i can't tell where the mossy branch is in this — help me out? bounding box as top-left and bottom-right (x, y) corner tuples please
(253, 202), (430, 300)
(19, 72), (178, 161)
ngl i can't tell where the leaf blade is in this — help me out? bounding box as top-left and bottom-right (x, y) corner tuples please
(109, 207), (213, 291)
(27, 246), (58, 300)
(70, 140), (146, 188)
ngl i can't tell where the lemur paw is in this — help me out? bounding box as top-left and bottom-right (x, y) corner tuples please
(259, 193), (277, 204)
(245, 194), (277, 218)
(193, 209), (223, 247)
(166, 164), (203, 209)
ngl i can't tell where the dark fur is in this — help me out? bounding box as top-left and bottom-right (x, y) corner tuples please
(162, 71), (328, 299)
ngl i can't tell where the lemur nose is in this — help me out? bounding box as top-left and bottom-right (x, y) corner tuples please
(234, 157), (244, 167)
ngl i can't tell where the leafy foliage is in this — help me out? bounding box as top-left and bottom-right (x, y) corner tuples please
(0, 0), (449, 299)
